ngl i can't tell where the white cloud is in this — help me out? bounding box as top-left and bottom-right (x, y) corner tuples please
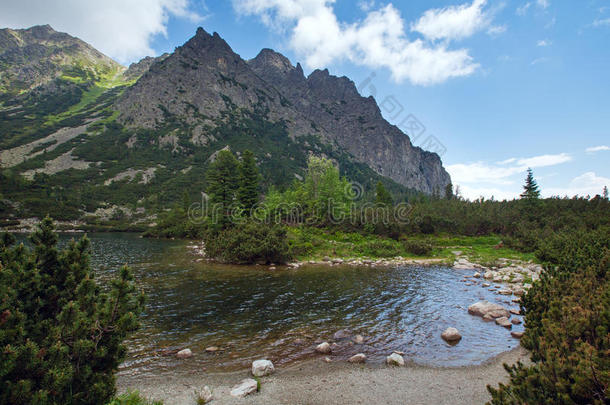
(537, 39), (551, 46)
(516, 2), (531, 16)
(487, 25), (507, 36)
(411, 0), (490, 41)
(593, 18), (610, 27)
(544, 172), (610, 198)
(586, 145), (610, 153)
(531, 57), (549, 65)
(537, 0), (550, 9)
(447, 153), (573, 200)
(233, 0), (486, 85)
(0, 0), (204, 64)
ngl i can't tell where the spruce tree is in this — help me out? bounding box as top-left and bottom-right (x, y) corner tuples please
(444, 183), (454, 200)
(237, 150), (260, 212)
(603, 185), (608, 200)
(0, 218), (144, 405)
(206, 149), (239, 227)
(375, 181), (393, 206)
(520, 168), (540, 199)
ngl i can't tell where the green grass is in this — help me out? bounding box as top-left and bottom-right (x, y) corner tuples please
(287, 227), (535, 265)
(107, 391), (163, 405)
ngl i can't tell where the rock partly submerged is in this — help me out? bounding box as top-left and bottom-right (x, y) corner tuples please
(176, 348), (193, 359)
(315, 342), (332, 354)
(441, 327), (462, 343)
(386, 352), (405, 366)
(348, 353), (367, 364)
(468, 301), (510, 320)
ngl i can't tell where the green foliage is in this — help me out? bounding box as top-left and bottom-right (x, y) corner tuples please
(203, 221), (292, 264)
(237, 150), (260, 211)
(107, 391), (163, 405)
(520, 168), (540, 200)
(487, 228), (609, 404)
(375, 181), (393, 206)
(403, 239), (433, 256)
(207, 150), (240, 227)
(0, 217), (145, 405)
(444, 183), (453, 200)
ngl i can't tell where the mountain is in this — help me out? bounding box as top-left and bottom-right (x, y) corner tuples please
(116, 28), (451, 194)
(0, 25), (451, 225)
(0, 25), (123, 95)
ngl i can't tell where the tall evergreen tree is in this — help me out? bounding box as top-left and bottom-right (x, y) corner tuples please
(238, 150), (260, 212)
(603, 185), (609, 200)
(207, 149), (239, 226)
(444, 183), (454, 200)
(520, 168), (540, 199)
(375, 181), (393, 206)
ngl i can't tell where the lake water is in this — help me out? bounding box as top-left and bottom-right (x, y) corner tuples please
(30, 233), (523, 375)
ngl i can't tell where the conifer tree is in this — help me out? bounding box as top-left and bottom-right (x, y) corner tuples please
(603, 185), (608, 200)
(207, 150), (239, 226)
(444, 183), (454, 200)
(375, 181), (393, 206)
(520, 168), (540, 199)
(0, 218), (144, 405)
(237, 150), (260, 212)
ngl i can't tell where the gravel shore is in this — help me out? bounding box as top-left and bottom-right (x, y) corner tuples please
(117, 346), (529, 405)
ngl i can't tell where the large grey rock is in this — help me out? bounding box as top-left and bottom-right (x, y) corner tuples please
(468, 301), (510, 319)
(348, 353), (366, 363)
(386, 352), (405, 366)
(495, 317), (512, 328)
(230, 379), (258, 397)
(252, 359), (275, 377)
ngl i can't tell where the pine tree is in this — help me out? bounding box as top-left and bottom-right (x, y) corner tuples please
(0, 218), (144, 404)
(520, 168), (540, 199)
(603, 185), (608, 200)
(238, 150), (260, 212)
(444, 183), (454, 200)
(207, 149), (239, 226)
(375, 181), (393, 206)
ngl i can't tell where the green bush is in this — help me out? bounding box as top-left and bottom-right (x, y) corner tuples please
(107, 391), (163, 405)
(355, 239), (401, 257)
(403, 239), (433, 256)
(0, 218), (145, 405)
(204, 221), (292, 264)
(487, 228), (610, 404)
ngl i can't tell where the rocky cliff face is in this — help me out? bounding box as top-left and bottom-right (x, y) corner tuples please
(116, 28), (451, 194)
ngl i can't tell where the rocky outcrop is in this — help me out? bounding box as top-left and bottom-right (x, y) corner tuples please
(115, 28), (451, 194)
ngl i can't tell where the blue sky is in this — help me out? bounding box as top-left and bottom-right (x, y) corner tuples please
(1, 0), (609, 199)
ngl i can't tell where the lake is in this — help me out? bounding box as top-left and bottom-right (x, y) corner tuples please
(29, 232), (523, 376)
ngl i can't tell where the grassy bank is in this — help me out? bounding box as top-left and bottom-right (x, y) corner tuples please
(286, 227), (535, 265)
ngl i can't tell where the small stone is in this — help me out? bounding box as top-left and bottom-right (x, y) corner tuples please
(196, 386), (213, 404)
(393, 350), (405, 355)
(473, 272), (481, 278)
(323, 356), (332, 363)
(322, 256), (331, 262)
(293, 338), (306, 345)
(331, 258), (344, 264)
(495, 316), (512, 328)
(482, 283), (491, 287)
(269, 266), (276, 270)
(176, 348), (192, 359)
(441, 327), (462, 343)
(348, 353), (366, 363)
(333, 329), (352, 340)
(316, 342), (332, 354)
(353, 334), (365, 344)
(511, 331), (524, 339)
(386, 352), (405, 366)
(498, 289), (512, 295)
(205, 346), (220, 353)
(252, 359), (275, 377)
(509, 308), (521, 315)
(511, 318), (522, 325)
(230, 379), (258, 397)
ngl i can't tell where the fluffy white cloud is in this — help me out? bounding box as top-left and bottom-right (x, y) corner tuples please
(537, 0), (550, 10)
(544, 172), (610, 198)
(537, 39), (551, 46)
(447, 153), (573, 200)
(586, 145), (610, 153)
(411, 0), (489, 41)
(516, 3), (531, 16)
(233, 0), (487, 85)
(0, 0), (204, 64)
